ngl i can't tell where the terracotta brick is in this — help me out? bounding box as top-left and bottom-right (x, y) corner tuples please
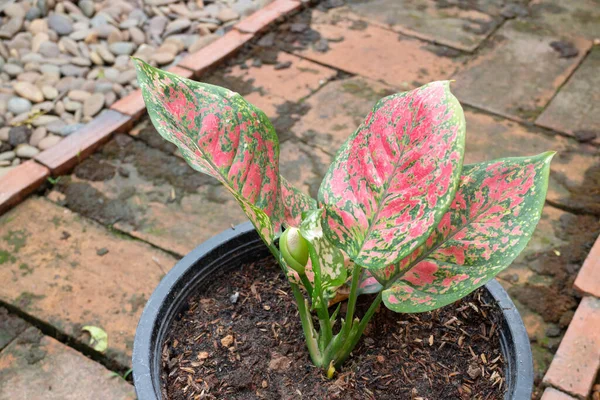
(0, 161), (49, 215)
(536, 48), (600, 145)
(235, 0), (301, 34)
(543, 296), (600, 398)
(340, 0), (499, 52)
(541, 388), (578, 400)
(0, 327), (135, 400)
(574, 235), (600, 298)
(453, 20), (591, 122)
(295, 11), (462, 88)
(0, 198), (177, 368)
(110, 65), (194, 120)
(35, 110), (131, 176)
(110, 90), (145, 120)
(0, 307), (30, 351)
(206, 52), (336, 119)
(178, 30), (253, 76)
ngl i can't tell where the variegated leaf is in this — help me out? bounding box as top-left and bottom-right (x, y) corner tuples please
(319, 81), (465, 269)
(381, 153), (554, 313)
(281, 177), (317, 227)
(300, 209), (347, 300)
(357, 269), (383, 295)
(134, 60), (281, 243)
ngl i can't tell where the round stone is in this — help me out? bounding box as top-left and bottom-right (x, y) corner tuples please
(108, 41), (135, 56)
(4, 3), (26, 18)
(152, 52), (175, 65)
(15, 144), (40, 158)
(8, 126), (32, 146)
(3, 63), (24, 77)
(38, 41), (60, 58)
(25, 7), (42, 21)
(29, 127), (47, 147)
(0, 151), (16, 162)
(78, 0), (95, 17)
(42, 86), (58, 100)
(68, 89), (91, 102)
(14, 82), (44, 103)
(38, 134), (61, 150)
(83, 92), (104, 117)
(48, 13), (74, 36)
(28, 19), (48, 34)
(7, 97), (32, 114)
(216, 8), (239, 23)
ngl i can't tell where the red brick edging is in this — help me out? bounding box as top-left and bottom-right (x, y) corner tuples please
(0, 0), (302, 216)
(542, 236), (600, 400)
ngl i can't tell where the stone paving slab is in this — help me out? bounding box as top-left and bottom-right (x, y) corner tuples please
(0, 197), (177, 368)
(205, 51), (337, 119)
(340, 0), (501, 52)
(536, 47), (600, 145)
(452, 20), (591, 122)
(295, 11), (463, 88)
(0, 327), (135, 400)
(47, 132), (248, 258)
(463, 109), (600, 215)
(530, 0), (600, 40)
(0, 308), (29, 352)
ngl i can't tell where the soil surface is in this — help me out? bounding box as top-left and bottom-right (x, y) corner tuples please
(162, 258), (506, 399)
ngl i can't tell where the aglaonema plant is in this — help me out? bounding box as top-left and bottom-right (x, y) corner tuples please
(134, 59), (554, 377)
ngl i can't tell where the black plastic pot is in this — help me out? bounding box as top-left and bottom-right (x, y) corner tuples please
(133, 222), (534, 399)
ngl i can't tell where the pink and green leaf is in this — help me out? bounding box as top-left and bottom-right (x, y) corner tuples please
(380, 153), (554, 313)
(134, 60), (282, 243)
(300, 209), (347, 302)
(281, 177), (317, 228)
(319, 81), (466, 269)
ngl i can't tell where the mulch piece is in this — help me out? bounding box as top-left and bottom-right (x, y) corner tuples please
(162, 257), (506, 399)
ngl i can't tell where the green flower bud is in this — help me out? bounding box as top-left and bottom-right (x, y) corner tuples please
(280, 227), (309, 274)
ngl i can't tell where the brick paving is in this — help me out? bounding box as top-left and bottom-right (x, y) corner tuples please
(1, 0), (599, 398)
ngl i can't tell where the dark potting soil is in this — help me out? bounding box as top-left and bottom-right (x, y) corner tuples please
(162, 258), (506, 400)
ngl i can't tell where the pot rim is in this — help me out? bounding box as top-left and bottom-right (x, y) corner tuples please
(133, 221), (533, 399)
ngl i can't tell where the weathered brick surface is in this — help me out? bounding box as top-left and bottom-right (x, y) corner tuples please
(0, 161), (49, 215)
(541, 388), (578, 400)
(453, 20), (591, 122)
(543, 297), (600, 398)
(536, 48), (600, 145)
(296, 11), (462, 88)
(0, 327), (135, 400)
(179, 30), (253, 75)
(341, 0), (499, 52)
(46, 133), (248, 257)
(35, 110), (131, 176)
(235, 0), (301, 33)
(0, 198), (177, 368)
(463, 109), (600, 215)
(208, 52), (336, 119)
(290, 76), (395, 153)
(0, 308), (29, 351)
(574, 235), (600, 298)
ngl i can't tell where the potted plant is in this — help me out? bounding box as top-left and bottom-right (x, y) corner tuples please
(132, 60), (548, 399)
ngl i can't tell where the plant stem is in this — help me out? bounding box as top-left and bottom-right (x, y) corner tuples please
(341, 262), (362, 337)
(290, 282), (323, 366)
(334, 292), (382, 368)
(300, 274), (314, 298)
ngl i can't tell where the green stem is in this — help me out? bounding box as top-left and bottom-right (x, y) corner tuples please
(334, 292), (382, 368)
(299, 274), (314, 299)
(291, 282), (322, 366)
(341, 262), (362, 337)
